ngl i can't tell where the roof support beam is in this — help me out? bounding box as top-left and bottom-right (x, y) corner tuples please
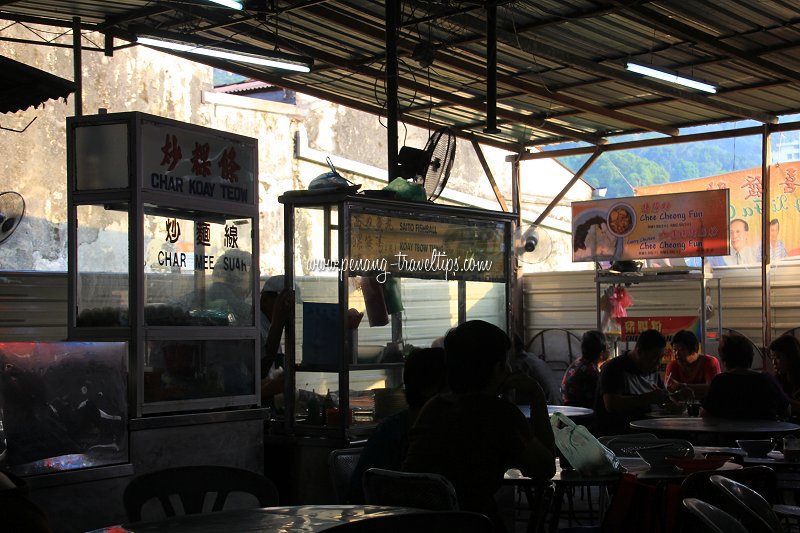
(161, 50), (522, 151)
(470, 135), (508, 212)
(336, 13), (678, 136)
(298, 4), (610, 142)
(511, 120), (800, 162)
(532, 148), (603, 227)
(445, 11), (778, 124)
(623, 4), (800, 85)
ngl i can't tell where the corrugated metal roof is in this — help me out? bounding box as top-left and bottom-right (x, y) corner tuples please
(0, 54), (75, 114)
(1, 0), (800, 150)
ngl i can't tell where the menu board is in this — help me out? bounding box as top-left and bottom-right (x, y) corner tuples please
(571, 189), (730, 262)
(347, 212), (506, 282)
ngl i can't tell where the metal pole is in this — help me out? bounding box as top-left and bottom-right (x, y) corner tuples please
(761, 125), (772, 358)
(72, 17), (82, 116)
(484, 2), (499, 134)
(386, 0), (400, 181)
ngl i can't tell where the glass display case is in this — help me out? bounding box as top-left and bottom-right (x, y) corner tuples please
(0, 342), (127, 476)
(279, 190), (515, 439)
(67, 112), (259, 415)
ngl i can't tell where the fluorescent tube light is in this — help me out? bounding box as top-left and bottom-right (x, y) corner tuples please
(626, 62), (717, 93)
(207, 0), (243, 9)
(136, 37), (311, 73)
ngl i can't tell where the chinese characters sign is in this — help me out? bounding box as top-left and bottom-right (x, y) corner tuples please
(617, 315), (701, 342)
(148, 214), (252, 273)
(142, 120), (255, 205)
(571, 189), (730, 262)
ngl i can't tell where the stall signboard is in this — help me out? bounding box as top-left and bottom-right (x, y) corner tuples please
(637, 162), (800, 264)
(347, 212), (506, 282)
(141, 119), (256, 206)
(571, 189), (730, 262)
(617, 315), (701, 342)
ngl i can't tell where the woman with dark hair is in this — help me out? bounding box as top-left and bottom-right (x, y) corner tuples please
(701, 333), (789, 419)
(664, 330), (720, 399)
(403, 320), (555, 532)
(769, 335), (800, 412)
(348, 347), (447, 502)
(561, 330), (608, 408)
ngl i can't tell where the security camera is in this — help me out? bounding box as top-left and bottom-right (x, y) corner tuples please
(524, 232), (538, 253)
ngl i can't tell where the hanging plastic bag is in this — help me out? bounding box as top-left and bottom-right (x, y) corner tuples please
(550, 412), (622, 476)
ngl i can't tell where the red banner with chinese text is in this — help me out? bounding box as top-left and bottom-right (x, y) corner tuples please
(617, 315), (700, 342)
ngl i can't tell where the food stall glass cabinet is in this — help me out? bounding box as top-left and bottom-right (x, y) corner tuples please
(67, 111), (260, 417)
(279, 190), (515, 440)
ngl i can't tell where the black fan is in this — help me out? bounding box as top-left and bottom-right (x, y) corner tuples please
(397, 127), (456, 201)
(0, 191), (25, 245)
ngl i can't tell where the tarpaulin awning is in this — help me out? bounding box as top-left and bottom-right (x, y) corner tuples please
(0, 55), (75, 114)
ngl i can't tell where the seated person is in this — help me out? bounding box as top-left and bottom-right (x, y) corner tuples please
(403, 320), (556, 533)
(702, 332), (789, 420)
(510, 334), (561, 405)
(769, 335), (800, 413)
(0, 470), (52, 532)
(665, 330), (720, 399)
(561, 330), (608, 408)
(259, 276), (294, 404)
(594, 329), (675, 436)
(348, 347), (447, 503)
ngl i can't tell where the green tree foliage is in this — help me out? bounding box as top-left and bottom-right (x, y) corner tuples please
(562, 152), (670, 198)
(556, 133), (764, 198)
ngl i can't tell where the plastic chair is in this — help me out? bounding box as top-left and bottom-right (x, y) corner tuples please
(602, 437), (693, 458)
(709, 474), (784, 533)
(674, 466), (777, 533)
(328, 447), (363, 504)
(362, 468), (459, 511)
(681, 465), (777, 506)
(526, 328), (582, 372)
(324, 510), (493, 532)
(122, 465), (279, 522)
(682, 498), (749, 533)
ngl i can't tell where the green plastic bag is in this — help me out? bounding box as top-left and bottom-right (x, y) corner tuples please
(383, 179), (427, 202)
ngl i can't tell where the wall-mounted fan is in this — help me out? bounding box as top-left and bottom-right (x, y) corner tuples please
(516, 224), (554, 265)
(0, 192), (25, 245)
(396, 127), (456, 201)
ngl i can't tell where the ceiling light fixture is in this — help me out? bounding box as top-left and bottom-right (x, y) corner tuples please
(626, 62), (717, 94)
(136, 35), (312, 73)
(206, 0), (244, 9)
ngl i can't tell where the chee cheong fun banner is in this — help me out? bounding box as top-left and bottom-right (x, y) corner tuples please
(571, 189), (730, 263)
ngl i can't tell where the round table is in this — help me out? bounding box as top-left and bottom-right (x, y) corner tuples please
(87, 505), (420, 533)
(517, 405), (594, 418)
(630, 417), (800, 435)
